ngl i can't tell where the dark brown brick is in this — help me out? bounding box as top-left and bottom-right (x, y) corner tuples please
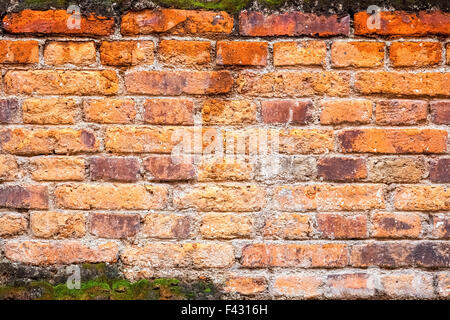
(430, 159), (450, 183)
(0, 99), (19, 124)
(317, 157), (367, 181)
(89, 157), (140, 182)
(144, 156), (195, 181)
(0, 185), (48, 209)
(431, 101), (450, 125)
(261, 100), (312, 124)
(90, 213), (140, 239)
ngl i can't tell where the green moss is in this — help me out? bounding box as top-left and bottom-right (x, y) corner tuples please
(155, 0), (251, 13)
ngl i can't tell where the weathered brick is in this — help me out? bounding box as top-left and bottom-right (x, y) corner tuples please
(317, 157), (367, 181)
(44, 41), (96, 66)
(0, 99), (20, 124)
(144, 156), (195, 181)
(261, 100), (312, 124)
(0, 155), (19, 181)
(202, 99), (257, 125)
(100, 41), (154, 66)
(368, 157), (426, 183)
(273, 275), (323, 298)
(430, 159), (450, 183)
(317, 214), (368, 239)
(198, 157), (253, 182)
(89, 157), (139, 182)
(31, 211), (86, 239)
(174, 185), (265, 212)
(395, 186), (450, 211)
(54, 184), (168, 210)
(237, 72), (350, 97)
(375, 100), (427, 125)
(0, 185), (48, 209)
(354, 11), (450, 37)
(142, 214), (190, 239)
(83, 99), (136, 124)
(331, 42), (384, 68)
(121, 9), (233, 35)
(338, 129), (447, 154)
(241, 243), (348, 268)
(158, 40), (211, 67)
(380, 272), (434, 298)
(355, 72), (450, 97)
(447, 43), (450, 64)
(200, 213), (253, 239)
(5, 70), (119, 95)
(274, 184), (385, 211)
(372, 212), (422, 238)
(216, 41), (267, 66)
(239, 11), (349, 37)
(225, 277), (267, 295)
(279, 129), (334, 154)
(390, 42), (442, 67)
(320, 99), (372, 125)
(436, 273), (450, 298)
(23, 98), (78, 125)
(325, 273), (375, 298)
(430, 101), (450, 125)
(0, 128), (99, 155)
(273, 41), (326, 66)
(431, 215), (449, 239)
(0, 214), (27, 237)
(4, 241), (118, 265)
(0, 40), (39, 64)
(125, 71), (232, 95)
(262, 213), (311, 239)
(144, 99), (194, 125)
(223, 128), (279, 155)
(122, 243), (234, 268)
(90, 213), (140, 239)
(31, 156), (85, 181)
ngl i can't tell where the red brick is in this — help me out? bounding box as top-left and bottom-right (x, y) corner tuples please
(44, 41), (96, 66)
(158, 40), (211, 67)
(354, 11), (450, 37)
(320, 99), (372, 125)
(325, 273), (375, 298)
(125, 71), (232, 95)
(3, 10), (115, 36)
(0, 185), (48, 209)
(317, 157), (367, 181)
(144, 156), (195, 181)
(395, 186), (450, 211)
(89, 157), (140, 182)
(317, 214), (368, 239)
(225, 277), (267, 295)
(90, 213), (140, 239)
(0, 40), (39, 64)
(273, 275), (323, 298)
(273, 41), (326, 66)
(338, 129), (447, 154)
(430, 101), (450, 125)
(372, 212), (422, 238)
(331, 42), (384, 68)
(216, 41), (268, 66)
(100, 41), (154, 66)
(121, 9), (233, 35)
(261, 100), (312, 124)
(0, 99), (20, 124)
(430, 159), (450, 183)
(241, 243), (348, 268)
(375, 100), (427, 125)
(143, 99), (194, 125)
(390, 42), (442, 67)
(431, 215), (450, 239)
(239, 11), (349, 37)
(4, 241), (118, 265)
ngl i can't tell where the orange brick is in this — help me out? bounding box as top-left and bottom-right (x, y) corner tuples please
(158, 40), (211, 67)
(5, 70), (118, 95)
(273, 41), (326, 66)
(125, 70), (232, 95)
(372, 212), (422, 238)
(30, 156), (85, 181)
(0, 185), (48, 209)
(262, 213), (311, 239)
(355, 72), (450, 97)
(375, 100), (427, 125)
(0, 155), (19, 181)
(22, 98), (78, 125)
(31, 211), (86, 239)
(83, 99), (136, 124)
(380, 272), (434, 298)
(0, 40), (39, 64)
(198, 157), (253, 182)
(237, 71), (350, 97)
(44, 41), (96, 66)
(274, 184), (385, 211)
(142, 214), (190, 239)
(325, 273), (375, 298)
(0, 128), (99, 155)
(225, 277), (267, 295)
(202, 99), (257, 125)
(0, 214), (27, 237)
(273, 275), (323, 298)
(279, 129), (334, 154)
(89, 213), (140, 239)
(54, 184), (168, 210)
(3, 10), (115, 35)
(4, 241), (118, 265)
(317, 214), (368, 239)
(121, 9), (233, 35)
(395, 186), (450, 211)
(338, 129), (447, 154)
(447, 43), (450, 64)
(100, 41), (154, 66)
(241, 243), (348, 268)
(200, 213), (253, 239)
(216, 41), (267, 66)
(390, 42), (442, 67)
(331, 42), (384, 68)
(143, 99), (194, 125)
(320, 99), (372, 125)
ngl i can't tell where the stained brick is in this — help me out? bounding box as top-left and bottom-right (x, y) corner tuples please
(375, 100), (427, 125)
(225, 277), (267, 295)
(158, 40), (211, 67)
(429, 159), (450, 183)
(325, 273), (375, 298)
(202, 99), (257, 125)
(331, 42), (384, 68)
(89, 157), (140, 182)
(90, 213), (140, 239)
(317, 157), (367, 181)
(262, 213), (312, 240)
(0, 99), (20, 124)
(143, 99), (194, 125)
(273, 275), (323, 298)
(389, 42), (442, 67)
(430, 101), (450, 125)
(395, 186), (450, 211)
(142, 214), (190, 239)
(44, 41), (96, 66)
(144, 156), (195, 181)
(261, 100), (312, 125)
(83, 99), (136, 124)
(317, 214), (368, 239)
(216, 41), (268, 66)
(320, 99), (372, 125)
(31, 211), (86, 239)
(0, 185), (48, 209)
(273, 41), (326, 66)
(372, 212), (422, 238)
(100, 41), (154, 66)
(0, 40), (39, 64)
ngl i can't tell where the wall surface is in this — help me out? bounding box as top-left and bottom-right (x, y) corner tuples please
(0, 6), (449, 299)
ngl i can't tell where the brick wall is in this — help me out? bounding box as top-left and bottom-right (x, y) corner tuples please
(0, 8), (449, 299)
